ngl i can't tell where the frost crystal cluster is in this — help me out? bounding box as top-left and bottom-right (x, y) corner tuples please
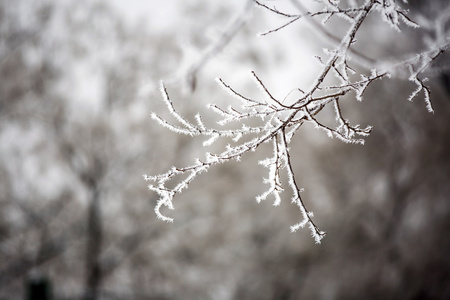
(145, 0), (449, 243)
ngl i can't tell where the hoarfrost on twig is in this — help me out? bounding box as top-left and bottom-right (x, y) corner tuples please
(145, 0), (448, 242)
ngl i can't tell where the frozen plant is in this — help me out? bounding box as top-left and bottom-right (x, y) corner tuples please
(145, 0), (450, 243)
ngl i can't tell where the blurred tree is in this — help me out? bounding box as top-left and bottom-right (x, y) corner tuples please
(0, 0), (174, 298)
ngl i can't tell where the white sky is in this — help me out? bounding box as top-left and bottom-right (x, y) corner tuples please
(50, 0), (319, 116)
(108, 0), (184, 31)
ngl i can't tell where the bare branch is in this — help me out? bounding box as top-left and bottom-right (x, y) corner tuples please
(146, 0), (448, 242)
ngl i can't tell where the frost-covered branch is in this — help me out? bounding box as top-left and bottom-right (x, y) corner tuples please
(146, 0), (448, 242)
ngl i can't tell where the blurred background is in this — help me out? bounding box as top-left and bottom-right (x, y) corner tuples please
(0, 0), (449, 299)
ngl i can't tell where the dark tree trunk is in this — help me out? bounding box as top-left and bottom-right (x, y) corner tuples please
(84, 185), (103, 300)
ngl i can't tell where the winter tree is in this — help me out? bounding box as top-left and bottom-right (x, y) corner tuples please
(145, 0), (450, 243)
(2, 0), (450, 299)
